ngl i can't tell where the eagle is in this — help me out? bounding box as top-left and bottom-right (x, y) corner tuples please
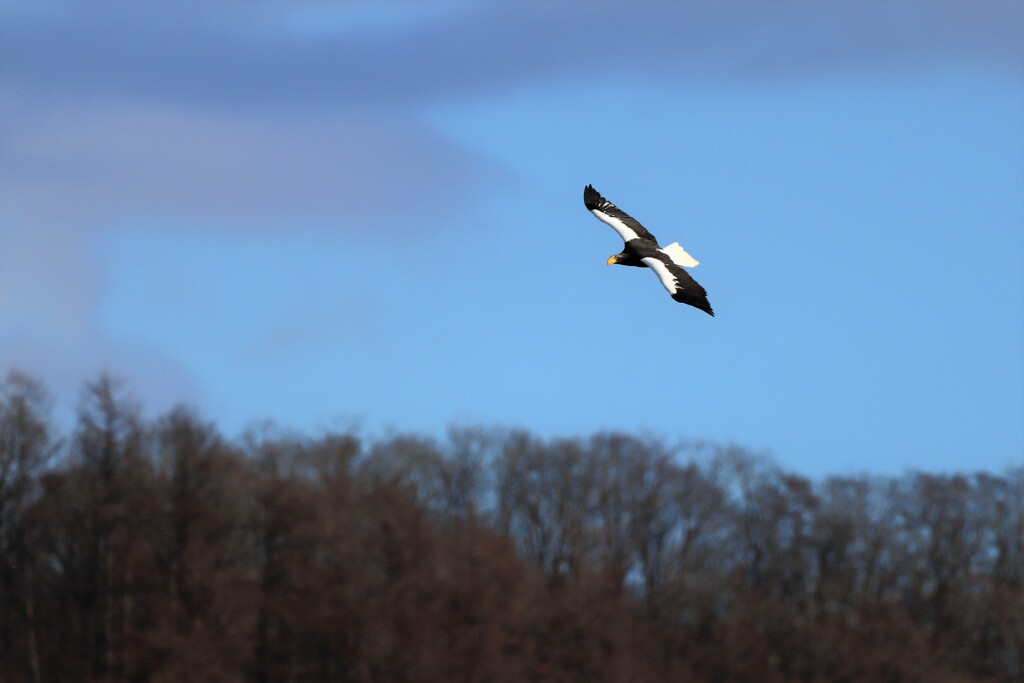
(584, 184), (714, 316)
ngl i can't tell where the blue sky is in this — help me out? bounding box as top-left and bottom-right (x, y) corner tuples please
(2, 1), (1022, 478)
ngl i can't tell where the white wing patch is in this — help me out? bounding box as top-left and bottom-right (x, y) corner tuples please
(661, 242), (699, 268)
(590, 209), (640, 243)
(641, 256), (679, 295)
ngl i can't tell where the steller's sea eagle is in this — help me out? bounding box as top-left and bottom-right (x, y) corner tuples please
(584, 184), (714, 316)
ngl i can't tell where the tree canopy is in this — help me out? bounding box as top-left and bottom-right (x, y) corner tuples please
(1, 370), (1021, 682)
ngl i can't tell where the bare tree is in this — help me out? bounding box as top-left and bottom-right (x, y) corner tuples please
(495, 433), (600, 581)
(0, 371), (57, 683)
(150, 406), (252, 681)
(70, 374), (153, 679)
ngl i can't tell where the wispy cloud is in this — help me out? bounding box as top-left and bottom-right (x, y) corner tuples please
(4, 1), (1020, 236)
(2, 2), (1020, 113)
(1, 94), (501, 232)
(0, 219), (197, 418)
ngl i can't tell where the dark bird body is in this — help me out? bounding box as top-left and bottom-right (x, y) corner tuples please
(583, 185), (714, 316)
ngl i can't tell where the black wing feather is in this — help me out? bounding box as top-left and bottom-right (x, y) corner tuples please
(654, 252), (714, 316)
(583, 185), (659, 243)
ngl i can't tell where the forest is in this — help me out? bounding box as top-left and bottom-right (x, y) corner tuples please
(0, 369), (1021, 683)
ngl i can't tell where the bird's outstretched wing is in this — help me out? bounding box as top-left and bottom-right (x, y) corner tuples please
(640, 253), (714, 316)
(584, 184), (659, 244)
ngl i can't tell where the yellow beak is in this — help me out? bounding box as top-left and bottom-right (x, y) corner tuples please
(606, 255), (618, 266)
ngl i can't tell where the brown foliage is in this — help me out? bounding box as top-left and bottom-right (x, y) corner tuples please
(1, 371), (1021, 682)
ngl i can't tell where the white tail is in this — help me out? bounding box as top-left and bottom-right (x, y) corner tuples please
(662, 242), (699, 268)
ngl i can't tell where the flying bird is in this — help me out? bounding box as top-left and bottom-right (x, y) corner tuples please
(583, 184), (714, 316)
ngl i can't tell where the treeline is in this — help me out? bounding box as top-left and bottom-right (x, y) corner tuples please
(0, 370), (1022, 683)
